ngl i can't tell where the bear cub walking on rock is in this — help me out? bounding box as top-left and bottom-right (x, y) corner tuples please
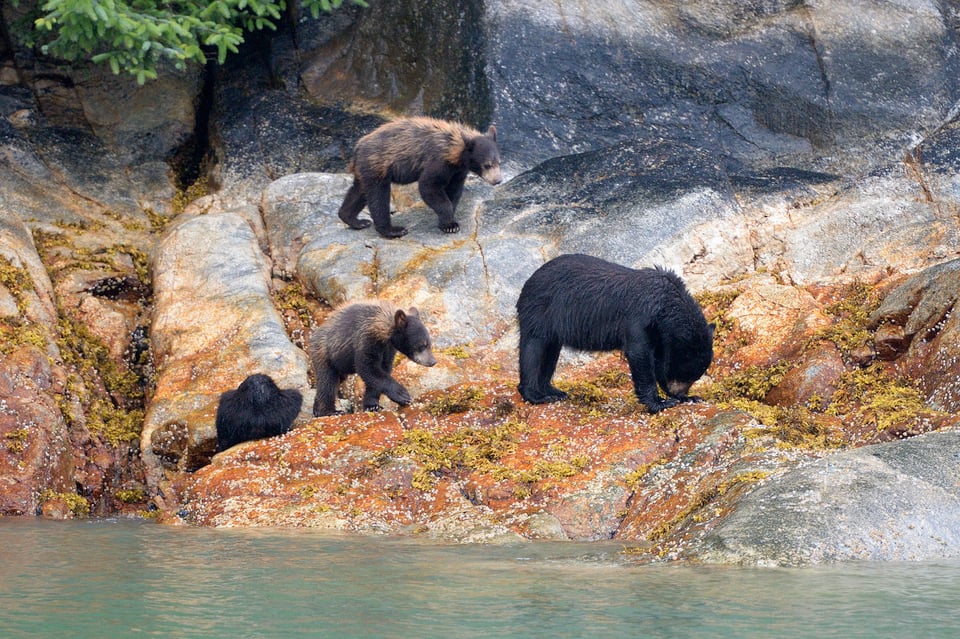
(309, 301), (437, 416)
(516, 254), (714, 414)
(338, 117), (502, 239)
(215, 373), (303, 452)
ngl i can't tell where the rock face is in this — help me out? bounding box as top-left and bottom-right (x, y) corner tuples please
(2, 0), (960, 561)
(695, 429), (960, 565)
(301, 0), (960, 176)
(870, 258), (960, 412)
(141, 210), (312, 498)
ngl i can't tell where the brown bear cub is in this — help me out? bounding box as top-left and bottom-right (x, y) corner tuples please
(516, 254), (714, 414)
(338, 117), (502, 239)
(309, 301), (437, 416)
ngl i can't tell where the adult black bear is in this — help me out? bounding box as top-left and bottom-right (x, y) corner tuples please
(516, 254), (714, 414)
(338, 117), (502, 239)
(309, 301), (437, 416)
(215, 374), (303, 452)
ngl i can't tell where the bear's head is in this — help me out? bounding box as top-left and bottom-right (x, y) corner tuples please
(467, 126), (502, 185)
(391, 308), (437, 367)
(665, 322), (715, 397)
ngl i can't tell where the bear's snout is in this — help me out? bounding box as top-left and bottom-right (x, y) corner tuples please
(483, 167), (503, 186)
(414, 350), (437, 367)
(666, 380), (692, 398)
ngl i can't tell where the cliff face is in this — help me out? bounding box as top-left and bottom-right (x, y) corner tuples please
(1, 0), (960, 563)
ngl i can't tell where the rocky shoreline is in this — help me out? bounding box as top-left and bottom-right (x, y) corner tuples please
(2, 0), (960, 565)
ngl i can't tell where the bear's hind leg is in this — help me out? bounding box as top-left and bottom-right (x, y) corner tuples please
(518, 335), (567, 403)
(367, 180), (407, 238)
(539, 340), (568, 400)
(312, 363), (342, 417)
(338, 178), (371, 230)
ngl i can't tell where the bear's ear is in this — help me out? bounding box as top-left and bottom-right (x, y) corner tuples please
(394, 309), (408, 329)
(406, 307), (420, 317)
(486, 125), (497, 142)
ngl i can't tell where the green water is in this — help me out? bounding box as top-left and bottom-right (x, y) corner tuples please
(1, 519), (958, 638)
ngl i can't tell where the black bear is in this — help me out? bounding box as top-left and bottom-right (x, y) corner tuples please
(308, 301), (437, 416)
(516, 254), (714, 414)
(337, 117), (502, 239)
(215, 374), (303, 452)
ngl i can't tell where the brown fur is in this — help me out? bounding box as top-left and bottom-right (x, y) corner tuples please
(319, 299), (396, 346)
(353, 117), (477, 179)
(309, 299), (437, 416)
(338, 116), (501, 238)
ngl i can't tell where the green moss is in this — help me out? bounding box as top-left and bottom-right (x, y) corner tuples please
(648, 471), (769, 541)
(732, 399), (838, 449)
(0, 256), (35, 314)
(38, 489), (90, 518)
(827, 363), (929, 433)
(4, 428), (29, 455)
(810, 280), (881, 357)
(555, 380), (607, 407)
(0, 257), (49, 357)
(441, 345), (471, 360)
(171, 176), (209, 216)
(593, 368), (631, 388)
(31, 228), (72, 257)
(0, 321), (48, 356)
(115, 488), (146, 503)
(296, 485), (319, 500)
(86, 400), (144, 446)
(274, 280), (315, 326)
(54, 315), (145, 446)
(422, 386), (485, 416)
(624, 458), (668, 491)
(54, 218), (101, 233)
(57, 315), (144, 401)
(389, 419), (529, 490)
(694, 288), (743, 347)
(707, 361), (792, 403)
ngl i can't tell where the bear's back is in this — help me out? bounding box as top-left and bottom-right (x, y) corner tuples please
(355, 117), (476, 175)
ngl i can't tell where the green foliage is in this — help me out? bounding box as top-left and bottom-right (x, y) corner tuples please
(13, 0), (367, 84)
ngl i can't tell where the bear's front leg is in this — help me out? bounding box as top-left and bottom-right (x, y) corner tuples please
(360, 379), (412, 411)
(367, 180), (408, 238)
(626, 342), (679, 413)
(419, 174), (460, 233)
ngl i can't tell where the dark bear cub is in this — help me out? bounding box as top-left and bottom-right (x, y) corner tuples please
(516, 254), (714, 414)
(338, 117), (502, 239)
(215, 373), (303, 452)
(309, 301), (437, 416)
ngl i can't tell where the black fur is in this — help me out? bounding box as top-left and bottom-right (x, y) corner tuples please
(516, 254), (714, 414)
(215, 374), (303, 452)
(309, 302), (437, 416)
(338, 117), (502, 238)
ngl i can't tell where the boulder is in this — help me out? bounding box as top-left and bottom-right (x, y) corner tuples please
(694, 429), (960, 565)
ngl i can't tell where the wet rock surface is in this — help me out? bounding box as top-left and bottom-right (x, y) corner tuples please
(1, 0), (960, 562)
(694, 429), (960, 565)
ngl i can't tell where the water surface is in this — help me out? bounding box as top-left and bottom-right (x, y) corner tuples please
(1, 519), (957, 638)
